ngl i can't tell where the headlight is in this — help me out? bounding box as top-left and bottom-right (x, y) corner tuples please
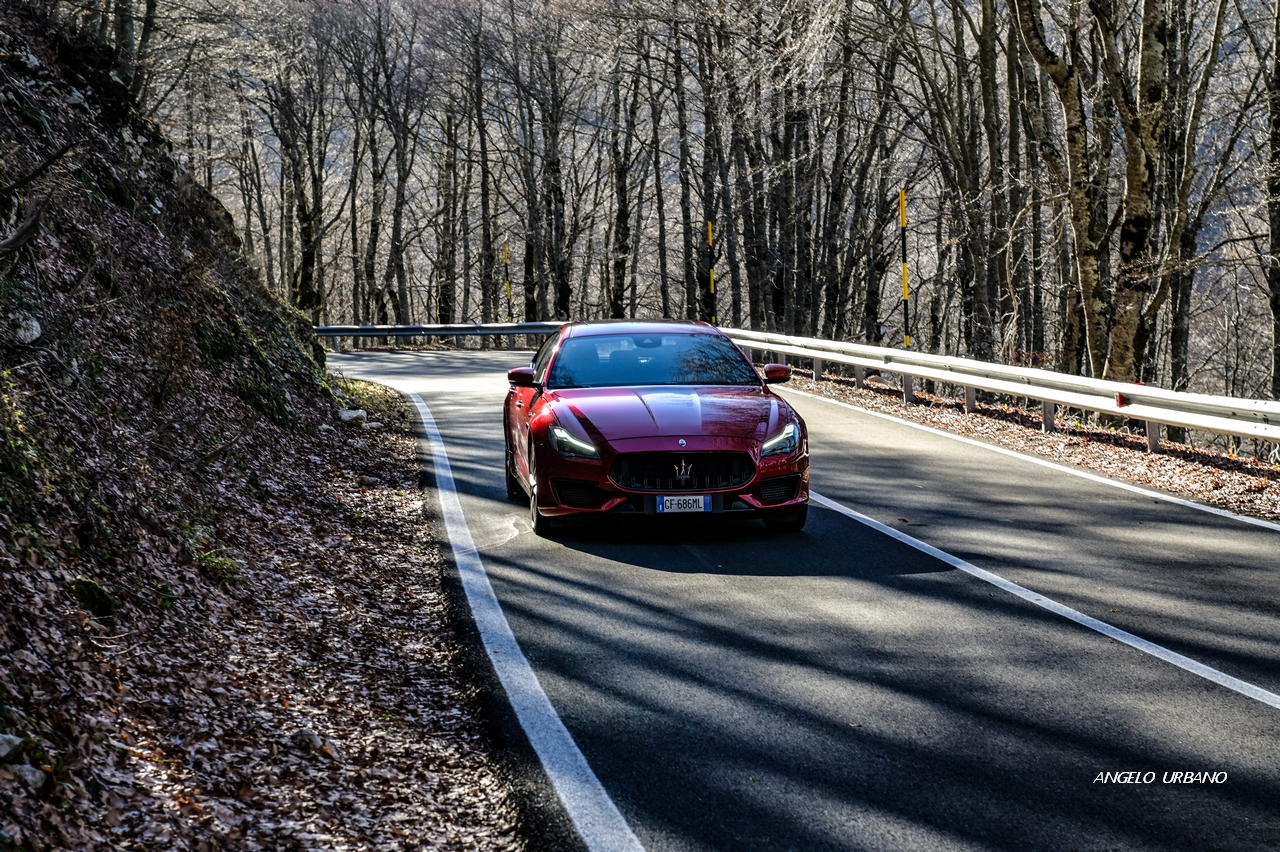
(761, 422), (798, 457)
(550, 424), (600, 459)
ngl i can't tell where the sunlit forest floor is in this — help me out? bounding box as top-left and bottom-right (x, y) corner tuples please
(3, 376), (527, 852)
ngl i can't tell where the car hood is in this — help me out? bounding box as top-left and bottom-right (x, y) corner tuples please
(550, 386), (785, 442)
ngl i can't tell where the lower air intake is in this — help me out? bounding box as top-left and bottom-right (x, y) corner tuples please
(757, 474), (801, 504)
(553, 479), (606, 507)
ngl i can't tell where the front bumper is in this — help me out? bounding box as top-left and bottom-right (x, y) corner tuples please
(533, 434), (809, 518)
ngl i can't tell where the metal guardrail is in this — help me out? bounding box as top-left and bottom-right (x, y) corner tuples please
(314, 322), (566, 339)
(722, 327), (1280, 449)
(312, 322), (1280, 450)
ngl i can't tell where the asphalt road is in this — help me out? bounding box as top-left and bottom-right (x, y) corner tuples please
(329, 348), (1280, 852)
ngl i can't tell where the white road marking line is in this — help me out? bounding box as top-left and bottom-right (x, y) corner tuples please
(810, 491), (1280, 711)
(783, 387), (1280, 534)
(407, 392), (645, 852)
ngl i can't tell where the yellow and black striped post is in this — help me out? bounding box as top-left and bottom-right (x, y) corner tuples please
(899, 190), (910, 348)
(707, 220), (716, 325)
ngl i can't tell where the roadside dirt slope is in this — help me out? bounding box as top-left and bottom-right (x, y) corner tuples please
(0, 6), (522, 850)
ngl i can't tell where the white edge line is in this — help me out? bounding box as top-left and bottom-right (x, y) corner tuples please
(809, 491), (1280, 711)
(407, 392), (646, 852)
(782, 386), (1280, 534)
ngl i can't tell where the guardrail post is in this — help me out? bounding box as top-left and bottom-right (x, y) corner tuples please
(813, 357), (823, 382)
(854, 366), (865, 389)
(903, 375), (915, 404)
(965, 386), (977, 413)
(1146, 421), (1161, 453)
(1042, 400), (1056, 433)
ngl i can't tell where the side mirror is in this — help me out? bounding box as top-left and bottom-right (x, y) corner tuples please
(508, 367), (536, 388)
(763, 364), (792, 384)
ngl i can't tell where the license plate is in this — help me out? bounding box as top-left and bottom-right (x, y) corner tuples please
(657, 495), (711, 513)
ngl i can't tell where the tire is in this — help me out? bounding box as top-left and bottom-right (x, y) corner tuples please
(504, 434), (526, 502)
(527, 449), (557, 537)
(529, 479), (557, 537)
(763, 505), (807, 534)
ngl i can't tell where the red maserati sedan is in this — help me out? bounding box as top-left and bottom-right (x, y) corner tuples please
(503, 320), (809, 536)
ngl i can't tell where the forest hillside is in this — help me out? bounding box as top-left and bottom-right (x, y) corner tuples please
(0, 5), (522, 850)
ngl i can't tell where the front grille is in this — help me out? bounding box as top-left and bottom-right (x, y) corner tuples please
(553, 479), (606, 507)
(758, 474), (800, 504)
(609, 452), (755, 492)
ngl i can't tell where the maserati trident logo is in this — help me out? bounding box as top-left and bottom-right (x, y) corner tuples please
(674, 456), (693, 486)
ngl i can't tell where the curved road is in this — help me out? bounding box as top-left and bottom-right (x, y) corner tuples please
(330, 349), (1280, 852)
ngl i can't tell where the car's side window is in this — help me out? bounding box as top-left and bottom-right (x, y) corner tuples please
(532, 336), (557, 383)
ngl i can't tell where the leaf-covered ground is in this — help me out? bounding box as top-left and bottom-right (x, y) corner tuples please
(0, 5), (525, 849)
(787, 370), (1280, 522)
(2, 381), (525, 851)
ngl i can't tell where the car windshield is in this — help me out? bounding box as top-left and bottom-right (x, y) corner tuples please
(546, 332), (759, 389)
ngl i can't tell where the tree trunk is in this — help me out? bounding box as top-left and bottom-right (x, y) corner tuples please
(127, 0), (157, 100)
(1271, 58), (1280, 400)
(460, 145), (473, 323)
(720, 20), (768, 331)
(1057, 206), (1085, 374)
(643, 40), (672, 318)
(240, 97), (277, 295)
(821, 0), (855, 340)
(1267, 9), (1280, 399)
(386, 143), (410, 325)
(1007, 21), (1028, 359)
(1092, 0), (1169, 382)
(671, 23), (697, 320)
(1169, 244), (1192, 396)
(365, 144), (387, 325)
(542, 49), (571, 320)
(607, 59), (637, 319)
(696, 24), (720, 324)
(436, 113), (457, 324)
(473, 27), (496, 327)
(979, 0), (1010, 346)
(281, 163), (295, 305)
(347, 112), (364, 326)
(113, 0), (135, 87)
(1013, 0), (1108, 376)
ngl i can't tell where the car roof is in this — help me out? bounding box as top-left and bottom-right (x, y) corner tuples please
(560, 319), (717, 339)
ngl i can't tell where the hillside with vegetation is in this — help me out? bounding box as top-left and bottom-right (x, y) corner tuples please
(0, 5), (522, 850)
